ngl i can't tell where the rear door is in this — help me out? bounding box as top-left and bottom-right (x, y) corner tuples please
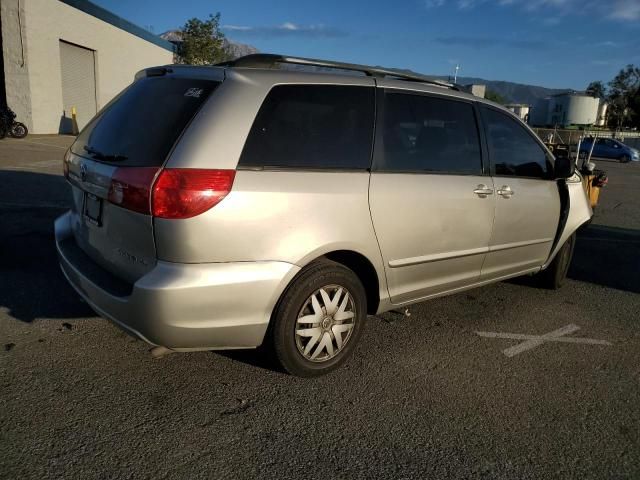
(369, 89), (495, 304)
(65, 72), (221, 284)
(480, 106), (560, 279)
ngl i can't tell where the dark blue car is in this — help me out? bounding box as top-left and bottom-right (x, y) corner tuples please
(579, 137), (639, 162)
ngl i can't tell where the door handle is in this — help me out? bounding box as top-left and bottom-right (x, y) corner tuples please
(473, 184), (494, 197)
(497, 185), (515, 198)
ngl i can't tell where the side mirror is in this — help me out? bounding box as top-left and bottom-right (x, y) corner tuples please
(554, 155), (575, 179)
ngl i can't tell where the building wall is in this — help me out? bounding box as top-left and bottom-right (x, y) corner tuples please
(1, 0), (32, 131)
(462, 84), (486, 98)
(1, 0), (173, 134)
(505, 104), (530, 121)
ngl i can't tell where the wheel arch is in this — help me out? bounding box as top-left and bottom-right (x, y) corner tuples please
(275, 248), (384, 316)
(322, 250), (381, 315)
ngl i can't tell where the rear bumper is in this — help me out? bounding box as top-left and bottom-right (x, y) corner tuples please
(55, 211), (300, 350)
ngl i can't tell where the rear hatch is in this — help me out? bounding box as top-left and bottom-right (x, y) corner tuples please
(64, 72), (220, 285)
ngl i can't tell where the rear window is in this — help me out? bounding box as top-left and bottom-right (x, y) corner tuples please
(71, 76), (218, 166)
(239, 85), (375, 170)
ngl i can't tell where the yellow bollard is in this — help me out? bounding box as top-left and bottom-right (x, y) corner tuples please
(71, 106), (79, 135)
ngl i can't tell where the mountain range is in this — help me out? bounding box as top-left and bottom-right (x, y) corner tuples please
(448, 76), (571, 105)
(159, 32), (570, 105)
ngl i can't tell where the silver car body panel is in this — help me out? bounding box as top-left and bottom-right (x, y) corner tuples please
(56, 211), (300, 349)
(369, 173), (495, 304)
(542, 174), (592, 269)
(65, 151), (158, 283)
(481, 177), (560, 279)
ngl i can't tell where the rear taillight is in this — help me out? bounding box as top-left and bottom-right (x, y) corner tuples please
(108, 167), (159, 215)
(152, 169), (235, 219)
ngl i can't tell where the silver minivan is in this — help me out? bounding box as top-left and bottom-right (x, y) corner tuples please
(56, 54), (592, 376)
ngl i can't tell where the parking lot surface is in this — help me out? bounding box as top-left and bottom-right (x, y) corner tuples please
(1, 136), (639, 479)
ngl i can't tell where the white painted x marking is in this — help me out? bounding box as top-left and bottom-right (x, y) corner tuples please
(476, 324), (612, 357)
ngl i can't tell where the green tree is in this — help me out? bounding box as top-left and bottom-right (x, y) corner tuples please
(586, 80), (606, 99)
(178, 13), (231, 65)
(606, 64), (640, 129)
(485, 89), (507, 105)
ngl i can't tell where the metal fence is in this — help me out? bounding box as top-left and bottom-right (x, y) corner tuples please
(532, 128), (640, 149)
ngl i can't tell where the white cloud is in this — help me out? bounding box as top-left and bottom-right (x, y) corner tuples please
(280, 22), (299, 31)
(594, 40), (620, 47)
(423, 0), (640, 22)
(222, 22), (347, 38)
(609, 0), (640, 20)
(223, 25), (253, 31)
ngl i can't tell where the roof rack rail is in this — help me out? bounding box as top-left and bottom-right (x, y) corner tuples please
(216, 54), (459, 90)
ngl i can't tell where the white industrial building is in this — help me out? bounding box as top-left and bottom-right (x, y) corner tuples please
(505, 104), (530, 122)
(529, 92), (602, 128)
(1, 0), (174, 134)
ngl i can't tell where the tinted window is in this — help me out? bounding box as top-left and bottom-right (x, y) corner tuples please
(239, 85), (375, 169)
(376, 92), (482, 174)
(483, 107), (552, 179)
(72, 76), (218, 166)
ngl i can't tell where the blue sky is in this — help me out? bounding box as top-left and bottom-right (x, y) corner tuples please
(95, 0), (640, 89)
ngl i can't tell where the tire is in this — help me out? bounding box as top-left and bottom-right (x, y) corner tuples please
(537, 234), (576, 290)
(620, 154), (631, 163)
(269, 259), (367, 377)
(10, 122), (27, 139)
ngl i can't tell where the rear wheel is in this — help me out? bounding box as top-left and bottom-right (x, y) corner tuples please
(10, 122), (27, 139)
(270, 260), (367, 377)
(620, 154), (631, 163)
(537, 234), (576, 289)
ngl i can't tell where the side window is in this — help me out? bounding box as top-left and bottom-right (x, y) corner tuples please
(483, 107), (552, 179)
(377, 92), (482, 174)
(239, 85), (374, 169)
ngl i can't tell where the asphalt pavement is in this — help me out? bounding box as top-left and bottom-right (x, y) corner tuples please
(1, 136), (639, 479)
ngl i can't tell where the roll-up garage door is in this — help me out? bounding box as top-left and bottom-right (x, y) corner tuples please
(59, 40), (97, 133)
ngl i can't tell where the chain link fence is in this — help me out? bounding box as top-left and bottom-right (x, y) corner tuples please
(532, 128), (640, 149)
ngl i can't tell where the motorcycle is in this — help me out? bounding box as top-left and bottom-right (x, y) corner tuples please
(0, 106), (28, 139)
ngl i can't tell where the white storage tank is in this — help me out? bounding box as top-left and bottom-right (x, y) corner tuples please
(548, 93), (600, 127)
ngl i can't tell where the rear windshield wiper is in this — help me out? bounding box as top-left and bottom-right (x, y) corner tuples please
(83, 145), (128, 162)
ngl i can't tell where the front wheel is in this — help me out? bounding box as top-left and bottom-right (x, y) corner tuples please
(269, 260), (367, 377)
(620, 154), (631, 163)
(537, 234), (576, 289)
(10, 122), (28, 139)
